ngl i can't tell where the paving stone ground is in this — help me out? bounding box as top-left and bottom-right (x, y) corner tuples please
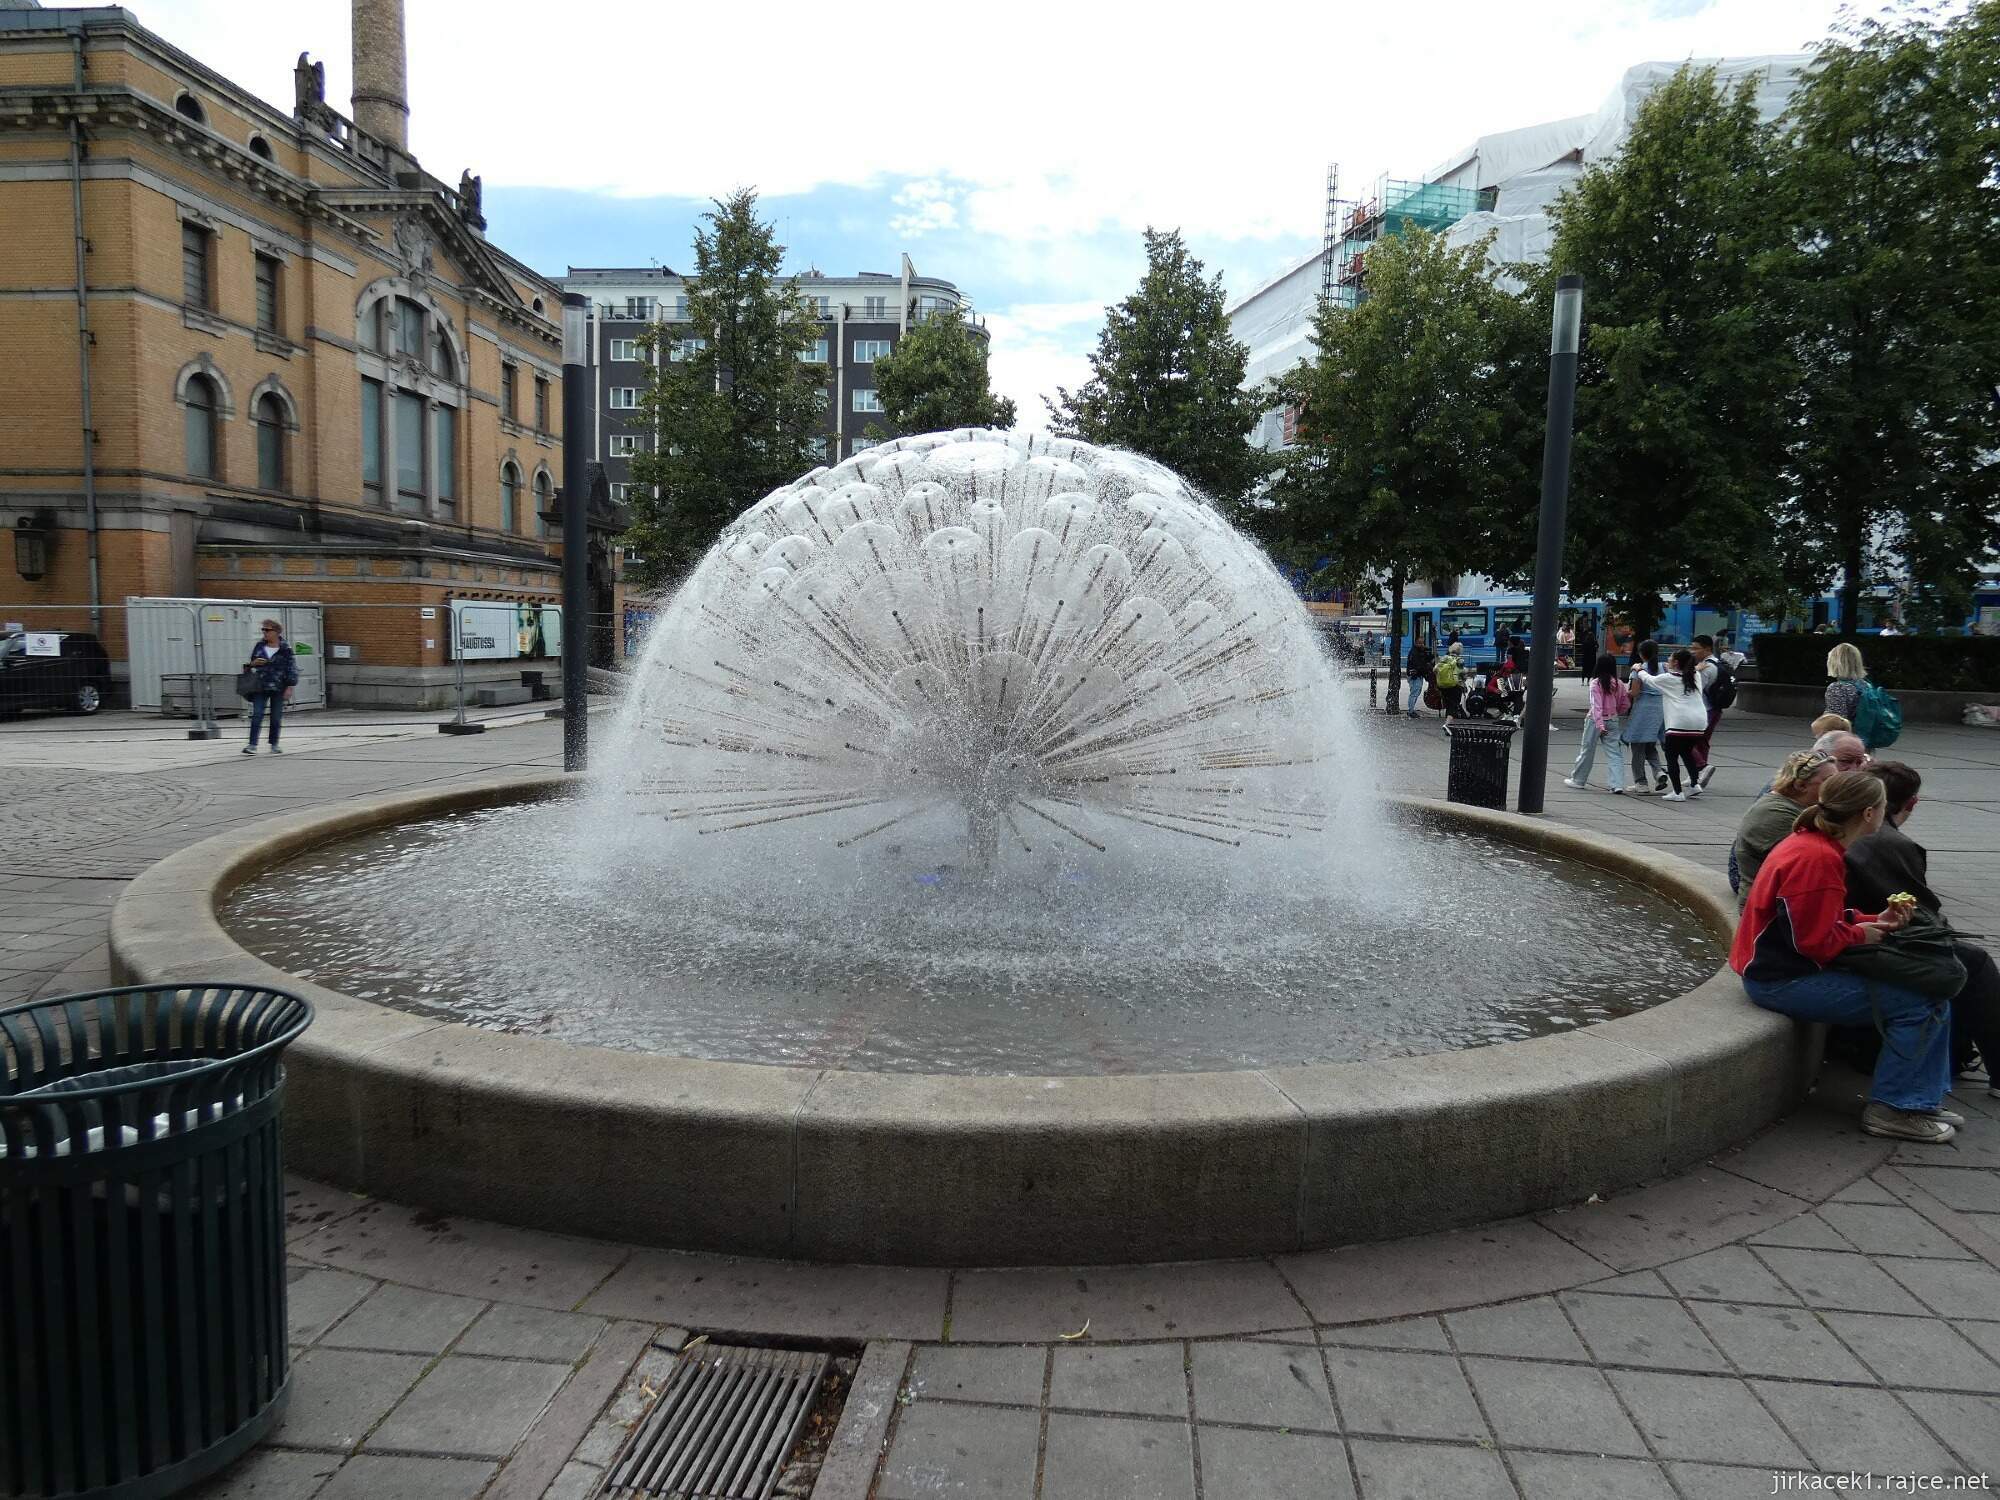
(4, 685), (1998, 1499)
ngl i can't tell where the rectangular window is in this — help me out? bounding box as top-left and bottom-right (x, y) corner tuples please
(608, 434), (639, 456)
(799, 339), (828, 363)
(257, 413), (282, 490)
(609, 482), (634, 502)
(853, 339), (893, 363)
(185, 400), (215, 478)
(361, 377), (383, 500)
(254, 254), (280, 333)
(624, 296), (654, 319)
(853, 388), (883, 412)
(435, 406), (456, 505)
(609, 338), (642, 362)
(863, 295), (888, 318)
(395, 298), (425, 359)
(1440, 605), (1489, 639)
(180, 223), (211, 309)
(851, 437), (878, 452)
(813, 296), (831, 316)
(609, 387), (639, 409)
(500, 363), (518, 421)
(670, 338), (707, 362)
(806, 436), (828, 459)
(673, 295), (689, 320)
(394, 390), (426, 510)
(534, 376), (549, 431)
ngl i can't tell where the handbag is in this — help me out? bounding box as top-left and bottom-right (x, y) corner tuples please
(236, 668), (262, 700)
(1834, 908), (1968, 1001)
(1423, 684), (1442, 711)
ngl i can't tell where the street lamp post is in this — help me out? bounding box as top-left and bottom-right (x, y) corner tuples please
(560, 292), (590, 773)
(1516, 274), (1583, 815)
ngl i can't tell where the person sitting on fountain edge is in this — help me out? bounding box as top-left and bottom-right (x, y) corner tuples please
(1846, 761), (1998, 1098)
(1731, 769), (1958, 1143)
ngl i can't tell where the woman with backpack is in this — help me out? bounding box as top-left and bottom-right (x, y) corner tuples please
(1564, 652), (1628, 793)
(1622, 638), (1668, 792)
(1433, 642), (1466, 719)
(1825, 641), (1902, 750)
(1629, 648), (1711, 802)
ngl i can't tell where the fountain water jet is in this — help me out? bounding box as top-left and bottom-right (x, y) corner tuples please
(601, 430), (1357, 870)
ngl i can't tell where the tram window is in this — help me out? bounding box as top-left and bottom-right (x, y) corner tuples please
(1441, 606), (1488, 638)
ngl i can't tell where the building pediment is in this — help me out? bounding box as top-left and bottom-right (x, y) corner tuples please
(315, 187), (530, 322)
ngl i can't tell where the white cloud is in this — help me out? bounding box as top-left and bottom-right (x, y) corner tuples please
(888, 179), (961, 236)
(983, 314), (1094, 436)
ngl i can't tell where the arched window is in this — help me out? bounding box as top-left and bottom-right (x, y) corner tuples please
(174, 92), (206, 125)
(428, 326), (455, 380)
(534, 471), (553, 539)
(255, 392), (286, 490)
(184, 374), (218, 479)
(248, 135), (273, 161)
(501, 463), (521, 533)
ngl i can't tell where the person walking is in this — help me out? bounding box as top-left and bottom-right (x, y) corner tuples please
(1622, 638), (1668, 792)
(1630, 648), (1710, 801)
(1731, 749), (1835, 903)
(1564, 653), (1628, 793)
(1691, 633), (1734, 788)
(1434, 642), (1466, 719)
(1575, 618), (1599, 685)
(1405, 636), (1436, 718)
(1824, 641), (1868, 722)
(242, 617), (297, 755)
(1846, 762), (1999, 1099)
(1733, 769), (1955, 1143)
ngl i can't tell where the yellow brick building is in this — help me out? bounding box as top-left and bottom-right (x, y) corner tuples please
(0, 2), (613, 706)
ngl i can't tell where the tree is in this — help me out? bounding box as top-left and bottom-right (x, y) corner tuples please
(1261, 228), (1540, 710)
(1768, 2), (2000, 631)
(1047, 228), (1270, 514)
(624, 190), (828, 586)
(869, 305), (1016, 438)
(1538, 64), (1797, 637)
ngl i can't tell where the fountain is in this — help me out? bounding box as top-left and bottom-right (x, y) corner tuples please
(108, 431), (1814, 1264)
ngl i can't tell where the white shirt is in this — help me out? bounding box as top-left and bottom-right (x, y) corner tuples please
(1632, 670), (1710, 733)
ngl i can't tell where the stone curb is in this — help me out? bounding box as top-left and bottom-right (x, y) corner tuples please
(108, 774), (1812, 1266)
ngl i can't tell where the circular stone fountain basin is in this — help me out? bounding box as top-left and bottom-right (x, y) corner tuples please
(110, 773), (1813, 1266)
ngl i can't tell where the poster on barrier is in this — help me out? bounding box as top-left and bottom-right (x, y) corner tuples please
(450, 600), (562, 660)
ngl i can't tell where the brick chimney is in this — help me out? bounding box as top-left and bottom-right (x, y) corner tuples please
(350, 0), (408, 151)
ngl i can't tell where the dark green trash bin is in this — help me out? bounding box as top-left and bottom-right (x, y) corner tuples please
(1, 984), (312, 1500)
(1445, 720), (1519, 810)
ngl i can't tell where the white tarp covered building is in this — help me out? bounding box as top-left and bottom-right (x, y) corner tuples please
(1228, 56), (1810, 453)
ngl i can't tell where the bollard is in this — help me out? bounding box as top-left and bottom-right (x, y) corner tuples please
(1369, 667), (1377, 707)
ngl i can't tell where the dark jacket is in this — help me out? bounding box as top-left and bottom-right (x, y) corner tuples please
(246, 640), (299, 695)
(1845, 824), (1939, 917)
(1407, 643), (1436, 681)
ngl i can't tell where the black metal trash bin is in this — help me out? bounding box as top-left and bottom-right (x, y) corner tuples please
(1445, 720), (1519, 810)
(1, 984), (312, 1500)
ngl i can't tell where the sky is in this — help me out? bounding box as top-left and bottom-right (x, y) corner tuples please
(144, 0), (1853, 428)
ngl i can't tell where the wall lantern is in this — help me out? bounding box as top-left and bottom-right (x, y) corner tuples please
(13, 514), (53, 582)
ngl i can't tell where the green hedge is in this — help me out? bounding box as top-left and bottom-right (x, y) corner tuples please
(1752, 634), (2000, 693)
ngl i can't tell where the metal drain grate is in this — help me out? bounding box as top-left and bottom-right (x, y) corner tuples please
(600, 1344), (832, 1500)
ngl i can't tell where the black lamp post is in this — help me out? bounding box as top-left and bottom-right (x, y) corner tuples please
(1516, 274), (1583, 815)
(560, 292), (590, 772)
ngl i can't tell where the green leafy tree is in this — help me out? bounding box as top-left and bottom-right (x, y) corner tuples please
(1262, 228), (1540, 709)
(1768, 2), (2000, 631)
(868, 306), (1016, 438)
(624, 190), (828, 585)
(1047, 228), (1270, 514)
(1538, 64), (1797, 637)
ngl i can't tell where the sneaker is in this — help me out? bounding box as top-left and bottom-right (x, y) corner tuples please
(268, 745), (283, 754)
(1698, 763), (1717, 788)
(1562, 778), (1585, 790)
(1686, 783), (1702, 798)
(1655, 774), (1669, 791)
(241, 745), (255, 755)
(1610, 787), (1626, 795)
(1861, 1101), (1956, 1143)
(1928, 1108), (1967, 1127)
(1661, 792), (1686, 802)
(1407, 710), (1420, 719)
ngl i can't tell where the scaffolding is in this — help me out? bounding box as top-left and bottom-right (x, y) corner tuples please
(1322, 174), (1482, 308)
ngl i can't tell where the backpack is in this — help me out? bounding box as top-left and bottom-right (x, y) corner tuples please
(1705, 656), (1737, 710)
(1434, 655), (1461, 689)
(1852, 681), (1903, 749)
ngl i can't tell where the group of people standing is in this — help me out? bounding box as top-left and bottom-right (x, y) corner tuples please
(1562, 634), (1740, 801)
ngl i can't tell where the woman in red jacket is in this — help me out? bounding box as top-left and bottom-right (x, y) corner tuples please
(1731, 769), (1956, 1143)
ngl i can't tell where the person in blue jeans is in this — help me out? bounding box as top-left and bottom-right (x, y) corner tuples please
(242, 618), (298, 755)
(1731, 769), (1956, 1143)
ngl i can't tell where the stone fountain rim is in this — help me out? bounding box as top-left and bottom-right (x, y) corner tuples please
(108, 771), (1807, 1265)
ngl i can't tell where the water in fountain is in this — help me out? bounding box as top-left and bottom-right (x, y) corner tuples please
(222, 431), (1722, 1073)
